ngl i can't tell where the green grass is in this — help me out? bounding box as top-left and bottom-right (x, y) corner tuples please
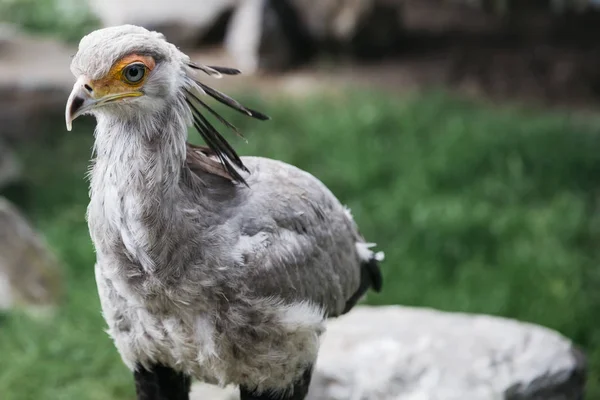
(2, 90), (600, 399)
(0, 0), (99, 42)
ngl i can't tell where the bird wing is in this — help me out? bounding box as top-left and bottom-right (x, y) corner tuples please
(182, 67), (382, 314)
(185, 142), (236, 182)
(227, 156), (382, 317)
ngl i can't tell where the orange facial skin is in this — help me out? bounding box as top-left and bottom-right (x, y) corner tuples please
(90, 54), (156, 98)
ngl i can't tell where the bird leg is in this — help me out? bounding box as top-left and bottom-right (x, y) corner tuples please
(239, 367), (313, 400)
(134, 364), (191, 400)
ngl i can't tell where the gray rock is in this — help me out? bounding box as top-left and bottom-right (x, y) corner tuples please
(88, 0), (239, 47)
(190, 306), (586, 400)
(0, 197), (62, 315)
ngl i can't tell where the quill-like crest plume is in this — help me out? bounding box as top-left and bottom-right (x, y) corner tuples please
(184, 62), (269, 186)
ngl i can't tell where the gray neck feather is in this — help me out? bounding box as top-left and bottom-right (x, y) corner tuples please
(88, 97), (195, 275)
(91, 98), (190, 194)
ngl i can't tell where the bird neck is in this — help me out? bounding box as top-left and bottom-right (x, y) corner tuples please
(87, 106), (194, 276)
(90, 107), (189, 196)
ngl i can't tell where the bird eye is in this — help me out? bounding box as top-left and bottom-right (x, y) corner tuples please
(123, 63), (146, 84)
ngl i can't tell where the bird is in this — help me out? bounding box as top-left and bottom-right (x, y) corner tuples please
(65, 25), (384, 400)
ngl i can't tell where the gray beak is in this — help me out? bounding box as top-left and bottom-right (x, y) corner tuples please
(65, 76), (96, 131)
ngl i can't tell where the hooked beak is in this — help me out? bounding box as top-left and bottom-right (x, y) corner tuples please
(65, 76), (94, 131)
(65, 76), (142, 131)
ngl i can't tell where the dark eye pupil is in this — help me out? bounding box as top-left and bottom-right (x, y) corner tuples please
(126, 65), (145, 82)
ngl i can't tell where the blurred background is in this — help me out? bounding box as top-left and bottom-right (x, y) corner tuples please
(1, 0), (600, 399)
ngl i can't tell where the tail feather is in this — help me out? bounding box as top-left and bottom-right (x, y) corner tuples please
(342, 250), (383, 315)
(366, 257), (383, 293)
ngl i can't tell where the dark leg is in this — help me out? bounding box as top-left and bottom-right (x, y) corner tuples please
(240, 367), (313, 400)
(134, 364), (191, 400)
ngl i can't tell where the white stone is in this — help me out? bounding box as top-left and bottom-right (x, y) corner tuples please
(223, 0), (266, 74)
(191, 306), (585, 400)
(191, 384), (238, 400)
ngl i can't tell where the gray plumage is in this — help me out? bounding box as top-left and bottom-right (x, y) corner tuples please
(65, 25), (383, 397)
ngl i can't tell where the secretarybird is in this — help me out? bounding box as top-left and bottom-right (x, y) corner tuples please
(65, 25), (384, 400)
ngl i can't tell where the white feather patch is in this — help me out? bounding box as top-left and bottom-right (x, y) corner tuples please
(195, 316), (217, 363)
(355, 242), (385, 262)
(278, 301), (324, 330)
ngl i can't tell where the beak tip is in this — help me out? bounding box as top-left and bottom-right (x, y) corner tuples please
(65, 113), (73, 131)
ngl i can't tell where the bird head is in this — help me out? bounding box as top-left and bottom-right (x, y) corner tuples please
(65, 25), (269, 183)
(66, 25), (187, 130)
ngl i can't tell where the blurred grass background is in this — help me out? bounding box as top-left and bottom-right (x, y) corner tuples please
(0, 0), (98, 41)
(1, 91), (600, 399)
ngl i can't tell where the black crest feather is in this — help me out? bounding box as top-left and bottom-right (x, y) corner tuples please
(188, 62), (242, 77)
(184, 64), (269, 186)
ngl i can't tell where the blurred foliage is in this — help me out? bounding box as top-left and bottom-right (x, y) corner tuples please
(2, 90), (600, 398)
(0, 0), (99, 42)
